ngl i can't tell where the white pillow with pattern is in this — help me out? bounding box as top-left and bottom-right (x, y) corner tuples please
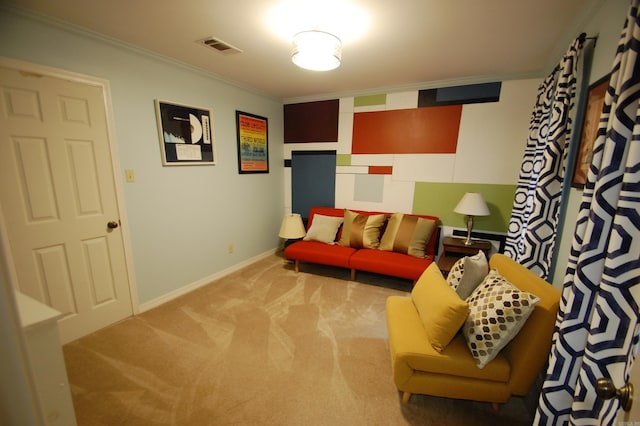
(463, 269), (540, 368)
(446, 256), (465, 290)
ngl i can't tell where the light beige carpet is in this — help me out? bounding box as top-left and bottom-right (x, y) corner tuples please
(63, 254), (534, 425)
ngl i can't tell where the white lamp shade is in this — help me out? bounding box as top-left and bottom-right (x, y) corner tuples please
(454, 193), (490, 216)
(292, 30), (342, 71)
(279, 213), (306, 239)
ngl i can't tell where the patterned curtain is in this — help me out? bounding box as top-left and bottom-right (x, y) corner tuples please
(536, 1), (640, 424)
(504, 37), (584, 278)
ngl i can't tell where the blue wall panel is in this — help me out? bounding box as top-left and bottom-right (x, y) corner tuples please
(292, 151), (336, 219)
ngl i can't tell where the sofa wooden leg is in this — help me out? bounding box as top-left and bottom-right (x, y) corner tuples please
(491, 402), (500, 412)
(350, 269), (356, 281)
(402, 392), (412, 404)
(295, 260), (300, 273)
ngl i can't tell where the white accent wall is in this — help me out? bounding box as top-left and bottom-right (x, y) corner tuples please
(285, 79), (541, 220)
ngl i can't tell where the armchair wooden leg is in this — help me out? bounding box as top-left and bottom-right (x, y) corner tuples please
(295, 260), (300, 273)
(350, 269), (356, 281)
(402, 392), (412, 404)
(491, 402), (500, 412)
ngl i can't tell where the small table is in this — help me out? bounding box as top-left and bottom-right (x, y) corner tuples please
(438, 236), (492, 276)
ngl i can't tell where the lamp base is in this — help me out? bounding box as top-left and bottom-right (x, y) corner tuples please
(464, 215), (475, 245)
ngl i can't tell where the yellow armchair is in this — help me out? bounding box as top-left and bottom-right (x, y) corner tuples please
(386, 253), (560, 409)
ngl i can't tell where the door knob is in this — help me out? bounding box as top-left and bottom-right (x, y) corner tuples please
(595, 377), (633, 412)
(107, 221), (119, 229)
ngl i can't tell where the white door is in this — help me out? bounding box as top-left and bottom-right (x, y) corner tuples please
(616, 361), (640, 423)
(0, 63), (133, 344)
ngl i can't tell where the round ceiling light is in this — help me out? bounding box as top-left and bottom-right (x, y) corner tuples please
(291, 30), (342, 71)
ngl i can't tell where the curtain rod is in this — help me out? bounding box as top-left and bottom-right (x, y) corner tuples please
(579, 32), (598, 46)
(550, 33), (599, 75)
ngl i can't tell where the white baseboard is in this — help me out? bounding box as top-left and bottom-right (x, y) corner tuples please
(137, 248), (277, 313)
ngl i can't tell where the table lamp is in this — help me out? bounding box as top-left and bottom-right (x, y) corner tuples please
(454, 192), (490, 245)
(279, 213), (306, 244)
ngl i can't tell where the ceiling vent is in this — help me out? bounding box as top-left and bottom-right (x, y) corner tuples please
(197, 37), (242, 55)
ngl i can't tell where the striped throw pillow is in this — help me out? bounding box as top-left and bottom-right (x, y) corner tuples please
(338, 210), (386, 249)
(379, 212), (436, 258)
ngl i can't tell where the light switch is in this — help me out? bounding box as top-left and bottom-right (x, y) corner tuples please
(125, 169), (135, 183)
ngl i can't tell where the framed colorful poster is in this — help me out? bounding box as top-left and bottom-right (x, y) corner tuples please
(155, 100), (215, 166)
(236, 111), (269, 174)
(572, 74), (609, 188)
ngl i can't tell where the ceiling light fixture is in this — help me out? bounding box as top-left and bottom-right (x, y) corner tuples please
(291, 30), (342, 71)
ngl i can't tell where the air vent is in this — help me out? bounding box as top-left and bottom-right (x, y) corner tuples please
(197, 37), (242, 55)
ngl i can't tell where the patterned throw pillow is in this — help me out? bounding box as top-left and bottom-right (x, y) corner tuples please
(446, 257), (466, 290)
(338, 210), (386, 249)
(303, 214), (343, 244)
(379, 212), (436, 258)
(463, 269), (540, 368)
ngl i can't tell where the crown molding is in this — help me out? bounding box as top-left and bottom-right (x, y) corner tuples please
(1, 5), (281, 102)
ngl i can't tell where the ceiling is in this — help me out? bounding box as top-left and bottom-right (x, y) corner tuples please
(4, 0), (605, 102)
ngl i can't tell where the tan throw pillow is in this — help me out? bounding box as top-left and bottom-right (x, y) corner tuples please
(379, 212), (436, 258)
(303, 214), (343, 244)
(447, 250), (489, 300)
(411, 263), (469, 352)
(463, 269), (540, 368)
(338, 210), (386, 249)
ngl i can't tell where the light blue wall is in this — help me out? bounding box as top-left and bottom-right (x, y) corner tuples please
(0, 8), (285, 304)
(583, 0), (630, 85)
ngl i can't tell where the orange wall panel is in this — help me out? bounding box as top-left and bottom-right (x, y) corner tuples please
(368, 166), (393, 175)
(352, 105), (462, 154)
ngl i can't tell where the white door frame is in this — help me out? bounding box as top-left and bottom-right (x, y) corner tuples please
(0, 56), (139, 315)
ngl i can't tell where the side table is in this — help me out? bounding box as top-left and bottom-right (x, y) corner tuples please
(438, 236), (492, 276)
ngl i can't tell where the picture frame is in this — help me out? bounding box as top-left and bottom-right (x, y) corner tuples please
(236, 111), (269, 174)
(154, 100), (215, 166)
(572, 74), (609, 188)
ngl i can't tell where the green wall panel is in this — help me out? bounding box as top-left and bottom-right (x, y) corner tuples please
(336, 154), (351, 166)
(413, 183), (516, 233)
(354, 94), (386, 107)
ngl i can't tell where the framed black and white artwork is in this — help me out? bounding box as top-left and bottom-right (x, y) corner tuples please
(155, 100), (215, 166)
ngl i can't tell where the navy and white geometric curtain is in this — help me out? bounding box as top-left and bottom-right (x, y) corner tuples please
(504, 37), (584, 278)
(536, 1), (640, 424)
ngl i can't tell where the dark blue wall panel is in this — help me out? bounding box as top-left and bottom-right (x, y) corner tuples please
(418, 82), (501, 107)
(291, 151), (336, 219)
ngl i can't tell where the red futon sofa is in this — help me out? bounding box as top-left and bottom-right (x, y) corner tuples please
(284, 206), (440, 282)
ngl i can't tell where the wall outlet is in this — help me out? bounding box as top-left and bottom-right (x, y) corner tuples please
(227, 244), (233, 253)
(125, 169), (135, 183)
